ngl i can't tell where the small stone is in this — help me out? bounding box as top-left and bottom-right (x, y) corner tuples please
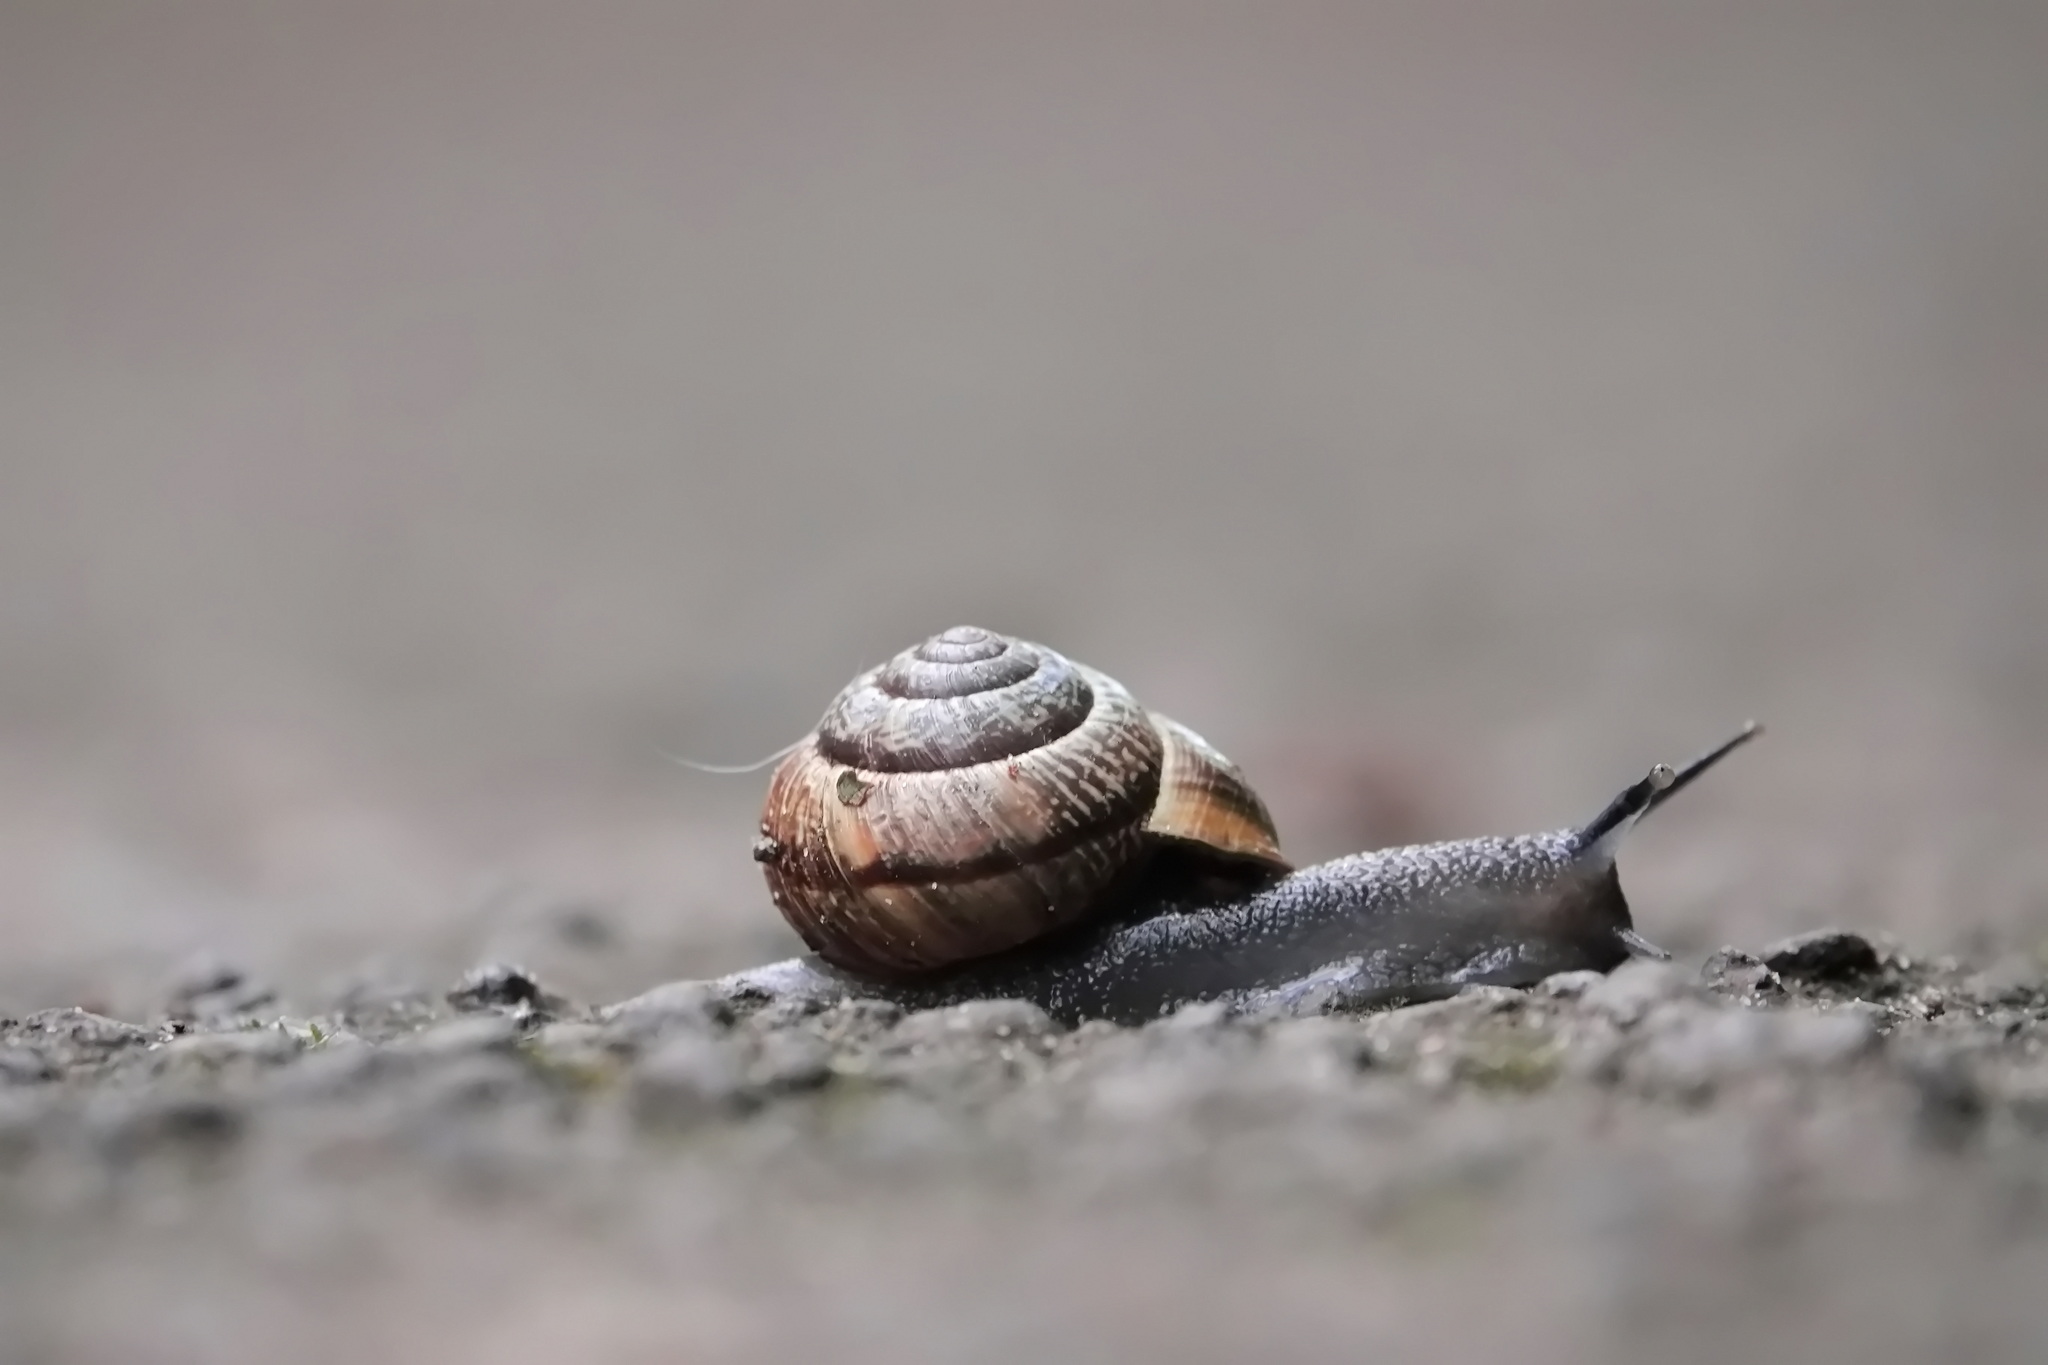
(1146, 999), (1232, 1034)
(1452, 984), (1528, 1012)
(630, 1035), (746, 1126)
(1535, 971), (1606, 1000)
(1902, 988), (1950, 1021)
(599, 980), (733, 1043)
(1761, 929), (1879, 982)
(705, 959), (855, 1017)
(446, 962), (556, 1014)
(1581, 961), (1696, 1028)
(1701, 947), (1788, 1001)
(9, 1008), (153, 1055)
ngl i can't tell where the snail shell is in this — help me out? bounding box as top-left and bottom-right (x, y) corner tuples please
(754, 626), (1286, 978)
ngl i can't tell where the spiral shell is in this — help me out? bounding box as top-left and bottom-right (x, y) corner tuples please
(754, 626), (1286, 978)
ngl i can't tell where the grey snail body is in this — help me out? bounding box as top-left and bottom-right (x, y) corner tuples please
(726, 626), (1756, 1026)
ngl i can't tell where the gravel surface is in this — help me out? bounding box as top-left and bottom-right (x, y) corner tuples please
(4, 933), (2046, 1363)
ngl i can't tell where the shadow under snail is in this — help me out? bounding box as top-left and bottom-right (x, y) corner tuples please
(716, 625), (1758, 1025)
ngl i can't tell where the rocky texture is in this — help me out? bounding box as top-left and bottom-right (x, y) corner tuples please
(1760, 929), (1884, 983)
(3, 940), (2048, 1362)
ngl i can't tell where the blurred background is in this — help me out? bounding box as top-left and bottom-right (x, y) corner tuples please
(1, 0), (2044, 1018)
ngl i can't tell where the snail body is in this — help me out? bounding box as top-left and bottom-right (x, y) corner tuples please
(727, 626), (1757, 1025)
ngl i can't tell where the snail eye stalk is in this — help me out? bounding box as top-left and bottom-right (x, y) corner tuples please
(1573, 722), (1762, 864)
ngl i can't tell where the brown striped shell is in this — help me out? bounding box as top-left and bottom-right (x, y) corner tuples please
(753, 626), (1287, 978)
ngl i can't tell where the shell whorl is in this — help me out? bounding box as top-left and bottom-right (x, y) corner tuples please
(815, 626), (1099, 773)
(757, 626), (1284, 979)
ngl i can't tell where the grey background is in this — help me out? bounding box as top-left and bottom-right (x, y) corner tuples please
(2, 1), (2044, 1017)
(4, 4), (2048, 1363)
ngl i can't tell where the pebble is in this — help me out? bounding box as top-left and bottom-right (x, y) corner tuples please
(7, 1008), (154, 1061)
(1701, 947), (1788, 1001)
(446, 962), (557, 1014)
(1455, 984), (1529, 1011)
(1581, 960), (1696, 1027)
(598, 980), (733, 1043)
(1146, 999), (1233, 1035)
(1534, 970), (1606, 1000)
(1762, 929), (1880, 982)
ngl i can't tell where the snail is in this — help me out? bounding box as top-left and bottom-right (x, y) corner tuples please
(717, 625), (1758, 1025)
